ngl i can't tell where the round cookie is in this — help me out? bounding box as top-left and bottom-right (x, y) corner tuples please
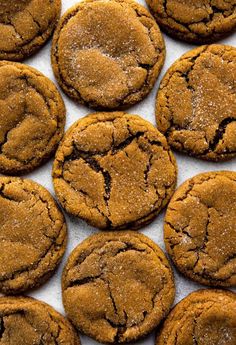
(0, 61), (65, 175)
(156, 44), (236, 161)
(62, 231), (175, 344)
(0, 177), (67, 294)
(0, 296), (80, 344)
(164, 171), (236, 287)
(0, 0), (61, 61)
(146, 0), (236, 43)
(53, 112), (177, 230)
(156, 289), (236, 345)
(51, 0), (165, 109)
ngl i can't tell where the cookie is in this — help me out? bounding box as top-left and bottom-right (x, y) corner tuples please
(0, 0), (61, 61)
(0, 61), (65, 175)
(51, 0), (165, 109)
(53, 112), (177, 230)
(0, 296), (80, 344)
(0, 177), (67, 294)
(146, 0), (236, 43)
(156, 289), (236, 345)
(156, 44), (236, 161)
(164, 171), (236, 287)
(62, 231), (175, 344)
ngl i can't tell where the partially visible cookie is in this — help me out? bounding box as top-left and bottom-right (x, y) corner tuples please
(146, 0), (236, 43)
(0, 296), (80, 344)
(51, 0), (165, 109)
(156, 44), (236, 161)
(164, 171), (236, 287)
(0, 177), (67, 294)
(0, 61), (65, 175)
(0, 0), (61, 61)
(62, 231), (175, 344)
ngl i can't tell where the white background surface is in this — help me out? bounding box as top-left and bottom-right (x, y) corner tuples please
(10, 0), (236, 344)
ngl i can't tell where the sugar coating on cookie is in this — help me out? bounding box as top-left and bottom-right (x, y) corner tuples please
(62, 231), (175, 344)
(156, 44), (236, 161)
(51, 0), (165, 109)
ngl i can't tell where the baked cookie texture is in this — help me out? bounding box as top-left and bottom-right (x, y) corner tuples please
(0, 177), (67, 294)
(146, 0), (236, 43)
(53, 112), (177, 230)
(156, 44), (236, 161)
(0, 0), (61, 61)
(0, 296), (80, 344)
(0, 61), (65, 175)
(51, 0), (165, 109)
(62, 231), (175, 344)
(165, 171), (236, 287)
(156, 289), (236, 345)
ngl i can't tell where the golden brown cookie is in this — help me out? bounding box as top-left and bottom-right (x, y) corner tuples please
(156, 44), (236, 161)
(62, 231), (175, 344)
(0, 61), (65, 175)
(0, 177), (67, 294)
(146, 0), (236, 43)
(51, 0), (165, 109)
(164, 171), (236, 287)
(53, 112), (177, 230)
(0, 0), (61, 61)
(0, 296), (80, 344)
(156, 289), (236, 345)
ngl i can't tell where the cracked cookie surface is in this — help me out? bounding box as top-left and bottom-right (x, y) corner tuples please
(146, 0), (236, 43)
(0, 61), (65, 175)
(51, 0), (165, 109)
(62, 231), (175, 344)
(53, 112), (177, 230)
(164, 171), (236, 287)
(156, 44), (236, 161)
(0, 296), (80, 344)
(0, 177), (67, 294)
(0, 0), (61, 61)
(156, 289), (236, 345)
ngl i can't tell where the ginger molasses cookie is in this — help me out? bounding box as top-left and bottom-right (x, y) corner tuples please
(0, 0), (61, 61)
(156, 289), (236, 345)
(0, 61), (65, 175)
(53, 112), (177, 230)
(156, 44), (236, 161)
(164, 171), (236, 287)
(146, 0), (236, 43)
(0, 296), (80, 344)
(62, 231), (175, 344)
(51, 0), (165, 109)
(0, 177), (67, 294)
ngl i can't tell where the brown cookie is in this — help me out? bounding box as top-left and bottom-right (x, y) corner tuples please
(156, 289), (236, 345)
(0, 0), (61, 61)
(0, 296), (80, 344)
(146, 0), (236, 43)
(0, 177), (67, 294)
(0, 61), (65, 175)
(62, 231), (175, 344)
(53, 112), (177, 230)
(51, 0), (165, 109)
(156, 44), (236, 161)
(164, 171), (236, 287)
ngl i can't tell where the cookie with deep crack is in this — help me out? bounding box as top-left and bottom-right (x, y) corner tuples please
(0, 61), (65, 175)
(156, 44), (236, 161)
(0, 177), (67, 294)
(53, 112), (177, 230)
(0, 0), (61, 61)
(164, 171), (236, 287)
(62, 231), (175, 344)
(0, 296), (80, 344)
(51, 0), (165, 109)
(146, 0), (236, 43)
